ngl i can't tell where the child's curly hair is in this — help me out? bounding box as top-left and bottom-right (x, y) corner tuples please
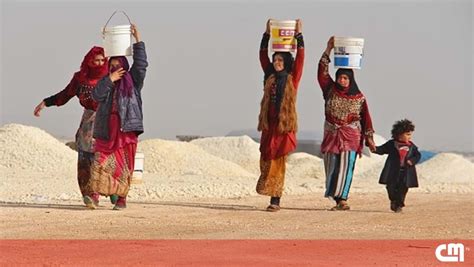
(391, 119), (415, 139)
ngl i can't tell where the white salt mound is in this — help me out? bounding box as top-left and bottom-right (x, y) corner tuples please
(191, 136), (260, 174)
(353, 154), (386, 179)
(138, 139), (254, 178)
(418, 153), (474, 183)
(286, 152), (325, 179)
(0, 124), (76, 173)
(0, 124), (472, 203)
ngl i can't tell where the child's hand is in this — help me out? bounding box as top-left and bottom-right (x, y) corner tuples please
(407, 160), (413, 166)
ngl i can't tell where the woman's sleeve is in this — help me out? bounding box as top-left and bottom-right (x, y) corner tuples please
(292, 33), (305, 89)
(130, 41), (148, 92)
(259, 33), (271, 72)
(92, 76), (114, 103)
(360, 99), (375, 137)
(317, 52), (334, 95)
(43, 74), (78, 107)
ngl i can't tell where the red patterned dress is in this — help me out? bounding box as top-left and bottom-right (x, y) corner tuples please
(317, 52), (374, 201)
(43, 47), (108, 201)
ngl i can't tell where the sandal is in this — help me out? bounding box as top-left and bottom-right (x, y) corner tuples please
(83, 196), (98, 210)
(266, 204), (281, 212)
(113, 196), (127, 210)
(330, 202), (350, 211)
(391, 202), (402, 213)
(113, 203), (127, 210)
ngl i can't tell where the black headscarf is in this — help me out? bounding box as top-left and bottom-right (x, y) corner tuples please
(335, 68), (361, 95)
(264, 52), (294, 112)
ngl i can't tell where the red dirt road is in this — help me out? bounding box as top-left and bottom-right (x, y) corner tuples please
(1, 240), (473, 266)
(1, 193), (473, 265)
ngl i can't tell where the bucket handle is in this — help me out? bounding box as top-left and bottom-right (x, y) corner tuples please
(102, 10), (132, 34)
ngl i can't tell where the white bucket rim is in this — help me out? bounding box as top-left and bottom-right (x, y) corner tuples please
(103, 25), (131, 32)
(270, 20), (297, 27)
(334, 37), (364, 41)
(334, 37), (365, 47)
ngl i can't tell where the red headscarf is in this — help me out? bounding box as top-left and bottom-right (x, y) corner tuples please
(76, 46), (108, 85)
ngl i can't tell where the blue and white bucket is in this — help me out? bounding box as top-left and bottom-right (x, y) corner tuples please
(334, 37), (364, 69)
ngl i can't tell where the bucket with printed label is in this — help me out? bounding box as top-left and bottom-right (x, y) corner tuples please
(270, 20), (297, 53)
(334, 37), (364, 69)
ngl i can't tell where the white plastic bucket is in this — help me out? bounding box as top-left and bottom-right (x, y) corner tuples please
(334, 37), (364, 69)
(102, 11), (133, 57)
(132, 152), (144, 184)
(270, 20), (297, 53)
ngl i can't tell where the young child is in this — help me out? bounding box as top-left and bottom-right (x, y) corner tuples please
(373, 119), (421, 212)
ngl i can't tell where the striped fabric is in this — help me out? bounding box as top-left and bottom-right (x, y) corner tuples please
(323, 151), (357, 200)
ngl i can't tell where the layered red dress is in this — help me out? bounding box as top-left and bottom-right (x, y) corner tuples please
(256, 33), (304, 197)
(92, 89), (138, 197)
(259, 37), (304, 161)
(43, 47), (108, 198)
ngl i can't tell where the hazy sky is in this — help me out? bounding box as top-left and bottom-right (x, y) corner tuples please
(1, 0), (472, 152)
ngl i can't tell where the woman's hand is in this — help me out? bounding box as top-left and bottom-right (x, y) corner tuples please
(33, 101), (46, 117)
(109, 68), (126, 82)
(131, 23), (141, 42)
(366, 136), (376, 153)
(325, 36), (335, 55)
(406, 160), (413, 166)
(295, 19), (302, 34)
(265, 19), (272, 34)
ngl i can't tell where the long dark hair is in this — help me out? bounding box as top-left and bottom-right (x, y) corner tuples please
(262, 52), (294, 113)
(263, 52), (294, 81)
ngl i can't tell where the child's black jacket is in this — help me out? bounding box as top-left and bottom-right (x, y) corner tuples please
(374, 139), (421, 188)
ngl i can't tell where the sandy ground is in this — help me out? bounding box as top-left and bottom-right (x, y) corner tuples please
(1, 192), (472, 239)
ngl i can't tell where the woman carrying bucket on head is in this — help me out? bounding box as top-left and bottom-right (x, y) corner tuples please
(317, 36), (376, 211)
(33, 46), (108, 209)
(256, 19), (304, 212)
(88, 23), (148, 210)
